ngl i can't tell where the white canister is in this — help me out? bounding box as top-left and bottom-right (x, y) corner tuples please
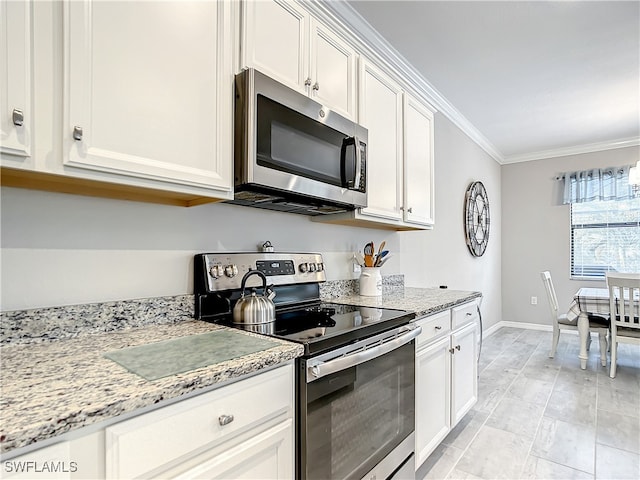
(359, 267), (382, 296)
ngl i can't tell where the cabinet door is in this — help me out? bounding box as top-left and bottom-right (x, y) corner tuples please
(451, 323), (478, 426)
(403, 93), (435, 226)
(242, 0), (308, 93)
(2, 442), (71, 479)
(359, 59), (403, 221)
(175, 420), (294, 480)
(415, 335), (451, 468)
(64, 0), (233, 196)
(309, 19), (357, 120)
(0, 0), (32, 160)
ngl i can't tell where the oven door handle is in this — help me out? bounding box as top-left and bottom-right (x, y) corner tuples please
(307, 325), (421, 382)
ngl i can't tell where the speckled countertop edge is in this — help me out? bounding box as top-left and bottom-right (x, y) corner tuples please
(0, 321), (303, 454)
(325, 287), (482, 317)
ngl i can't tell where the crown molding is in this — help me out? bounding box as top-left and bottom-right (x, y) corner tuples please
(501, 137), (640, 164)
(306, 0), (505, 164)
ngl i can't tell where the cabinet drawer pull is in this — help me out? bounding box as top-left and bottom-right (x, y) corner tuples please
(449, 347), (455, 354)
(73, 126), (83, 141)
(12, 109), (24, 126)
(456, 344), (461, 351)
(312, 82), (320, 91)
(407, 207), (413, 213)
(218, 414), (234, 426)
(466, 312), (473, 316)
(304, 78), (312, 87)
(435, 325), (442, 330)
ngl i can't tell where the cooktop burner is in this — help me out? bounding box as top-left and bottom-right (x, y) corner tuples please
(222, 302), (414, 356)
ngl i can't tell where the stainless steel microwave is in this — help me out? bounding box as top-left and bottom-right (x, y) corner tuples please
(230, 68), (368, 216)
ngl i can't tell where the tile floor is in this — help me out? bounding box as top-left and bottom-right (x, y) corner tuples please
(417, 327), (640, 479)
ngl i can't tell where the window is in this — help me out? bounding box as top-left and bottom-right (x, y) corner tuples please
(571, 198), (640, 278)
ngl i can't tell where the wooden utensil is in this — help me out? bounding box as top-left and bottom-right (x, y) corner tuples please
(363, 242), (374, 267)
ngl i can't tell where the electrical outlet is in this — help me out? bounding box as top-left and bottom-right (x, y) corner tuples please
(353, 263), (361, 274)
(531, 296), (538, 305)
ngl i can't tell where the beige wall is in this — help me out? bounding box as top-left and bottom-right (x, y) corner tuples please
(501, 145), (640, 326)
(400, 113), (502, 330)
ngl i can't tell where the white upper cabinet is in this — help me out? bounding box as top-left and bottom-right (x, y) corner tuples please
(0, 0), (32, 161)
(241, 0), (357, 120)
(242, 0), (307, 91)
(308, 19), (357, 119)
(403, 92), (435, 227)
(64, 0), (233, 199)
(359, 58), (404, 221)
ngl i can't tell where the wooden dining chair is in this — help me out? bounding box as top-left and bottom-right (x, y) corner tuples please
(540, 271), (608, 363)
(605, 272), (640, 378)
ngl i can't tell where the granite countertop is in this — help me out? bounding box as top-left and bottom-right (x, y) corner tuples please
(324, 286), (482, 317)
(0, 321), (303, 454)
(0, 283), (481, 456)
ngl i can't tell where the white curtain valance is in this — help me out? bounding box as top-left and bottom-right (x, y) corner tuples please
(561, 165), (635, 204)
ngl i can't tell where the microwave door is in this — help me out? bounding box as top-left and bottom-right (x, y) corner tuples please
(340, 136), (361, 190)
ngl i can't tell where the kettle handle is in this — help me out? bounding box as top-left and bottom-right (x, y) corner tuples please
(240, 270), (267, 296)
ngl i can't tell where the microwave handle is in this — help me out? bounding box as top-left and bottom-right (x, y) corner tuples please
(352, 136), (362, 190)
(341, 136), (361, 190)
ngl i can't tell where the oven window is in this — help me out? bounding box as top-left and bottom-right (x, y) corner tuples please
(256, 95), (345, 186)
(302, 341), (415, 480)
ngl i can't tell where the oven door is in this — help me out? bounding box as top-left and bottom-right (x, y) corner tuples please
(299, 324), (420, 480)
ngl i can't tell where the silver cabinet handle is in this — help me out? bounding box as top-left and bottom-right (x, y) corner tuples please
(218, 414), (234, 426)
(312, 82), (319, 91)
(435, 325), (442, 330)
(73, 126), (83, 141)
(407, 207), (413, 213)
(304, 78), (312, 87)
(466, 312), (473, 316)
(12, 109), (24, 126)
(456, 344), (461, 351)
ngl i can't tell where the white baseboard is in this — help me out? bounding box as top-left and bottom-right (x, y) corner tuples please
(483, 321), (552, 338)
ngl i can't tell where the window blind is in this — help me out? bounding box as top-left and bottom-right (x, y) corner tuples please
(570, 198), (640, 278)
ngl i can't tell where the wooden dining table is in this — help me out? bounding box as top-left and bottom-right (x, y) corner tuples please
(567, 287), (611, 370)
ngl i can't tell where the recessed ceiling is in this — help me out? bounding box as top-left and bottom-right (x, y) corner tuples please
(347, 0), (640, 163)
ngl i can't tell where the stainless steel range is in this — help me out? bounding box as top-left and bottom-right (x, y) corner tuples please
(194, 252), (419, 480)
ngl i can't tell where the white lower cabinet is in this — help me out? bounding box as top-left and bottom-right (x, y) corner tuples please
(105, 364), (294, 479)
(1, 364), (294, 480)
(415, 334), (451, 465)
(174, 419), (292, 479)
(1, 432), (103, 480)
(414, 302), (479, 469)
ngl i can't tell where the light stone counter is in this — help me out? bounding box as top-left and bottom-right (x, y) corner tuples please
(0, 321), (303, 454)
(323, 286), (482, 318)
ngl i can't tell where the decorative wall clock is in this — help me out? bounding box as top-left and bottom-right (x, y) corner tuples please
(464, 181), (490, 257)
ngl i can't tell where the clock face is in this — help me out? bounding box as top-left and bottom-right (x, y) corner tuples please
(464, 181), (490, 257)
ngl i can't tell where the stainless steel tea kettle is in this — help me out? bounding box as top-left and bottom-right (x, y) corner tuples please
(233, 270), (276, 325)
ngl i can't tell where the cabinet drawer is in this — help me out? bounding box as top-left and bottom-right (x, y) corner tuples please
(2, 442), (71, 479)
(106, 364), (293, 479)
(415, 310), (450, 349)
(452, 301), (478, 330)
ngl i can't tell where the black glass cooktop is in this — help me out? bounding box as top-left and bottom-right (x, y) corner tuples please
(220, 302), (414, 356)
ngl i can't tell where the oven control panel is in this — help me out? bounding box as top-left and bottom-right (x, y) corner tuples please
(199, 252), (326, 292)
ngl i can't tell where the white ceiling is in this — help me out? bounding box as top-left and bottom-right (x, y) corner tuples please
(346, 0), (640, 164)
